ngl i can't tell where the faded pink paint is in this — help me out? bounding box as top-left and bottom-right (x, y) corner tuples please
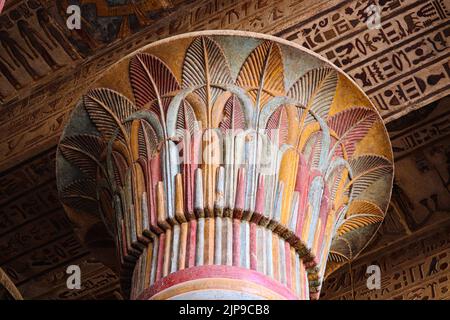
(254, 174), (265, 216)
(285, 242), (292, 289)
(232, 219), (240, 266)
(295, 155), (309, 237)
(186, 220), (197, 268)
(155, 233), (166, 281)
(250, 222), (257, 270)
(137, 265), (299, 300)
(234, 168), (246, 218)
(148, 156), (163, 233)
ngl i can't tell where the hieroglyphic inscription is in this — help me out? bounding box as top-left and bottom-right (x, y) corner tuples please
(390, 98), (450, 228)
(0, 210), (72, 264)
(277, 0), (450, 121)
(0, 129), (119, 300)
(321, 221), (450, 299)
(17, 258), (120, 300)
(0, 148), (55, 202)
(0, 0), (80, 102)
(2, 0), (448, 171)
(0, 181), (60, 235)
(390, 97), (450, 159)
(56, 268), (119, 300)
(2, 234), (89, 285)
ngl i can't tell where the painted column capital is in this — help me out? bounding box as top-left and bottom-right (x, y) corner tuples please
(57, 31), (393, 300)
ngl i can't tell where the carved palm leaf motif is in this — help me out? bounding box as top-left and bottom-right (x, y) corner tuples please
(175, 101), (198, 138)
(59, 134), (106, 178)
(139, 119), (161, 159)
(327, 107), (378, 159)
(130, 53), (180, 121)
(347, 155), (393, 199)
(233, 42), (286, 213)
(345, 200), (384, 217)
(303, 131), (323, 168)
(57, 33), (393, 300)
(219, 94), (245, 132)
(328, 243), (352, 263)
(83, 88), (137, 145)
(128, 55), (180, 222)
(336, 200), (384, 236)
(237, 41), (285, 112)
(326, 159), (350, 203)
(60, 179), (99, 215)
(337, 213), (384, 234)
(111, 151), (128, 188)
(219, 95), (245, 210)
(266, 106), (289, 146)
(175, 100), (200, 216)
(182, 36), (232, 112)
(181, 37), (233, 212)
(287, 67), (338, 129)
(136, 122), (150, 161)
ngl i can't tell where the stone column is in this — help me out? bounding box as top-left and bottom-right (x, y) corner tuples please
(57, 31), (393, 300)
(0, 267), (23, 300)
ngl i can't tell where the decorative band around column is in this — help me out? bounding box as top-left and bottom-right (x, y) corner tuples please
(127, 217), (311, 299)
(137, 265), (300, 300)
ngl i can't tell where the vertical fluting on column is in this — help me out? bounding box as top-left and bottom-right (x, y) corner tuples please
(57, 31), (393, 300)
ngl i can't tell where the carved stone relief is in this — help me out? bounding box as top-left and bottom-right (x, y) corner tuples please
(0, 0), (81, 102)
(0, 0), (449, 172)
(56, 31), (393, 299)
(0, 148), (120, 300)
(0, 0), (449, 301)
(321, 97), (450, 300)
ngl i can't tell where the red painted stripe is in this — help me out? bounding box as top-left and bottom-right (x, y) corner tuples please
(315, 190), (330, 258)
(254, 174), (265, 215)
(149, 157), (163, 234)
(295, 155), (309, 237)
(184, 163), (193, 217)
(137, 265), (298, 300)
(232, 219), (240, 266)
(250, 222), (257, 270)
(285, 242), (292, 289)
(186, 220), (197, 268)
(233, 168), (245, 219)
(155, 233), (165, 281)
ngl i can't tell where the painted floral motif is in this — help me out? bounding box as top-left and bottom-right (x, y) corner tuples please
(57, 33), (393, 299)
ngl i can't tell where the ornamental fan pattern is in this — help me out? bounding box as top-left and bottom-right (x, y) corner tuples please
(57, 32), (393, 300)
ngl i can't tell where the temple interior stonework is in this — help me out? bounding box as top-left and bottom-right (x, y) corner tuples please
(0, 0), (449, 301)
